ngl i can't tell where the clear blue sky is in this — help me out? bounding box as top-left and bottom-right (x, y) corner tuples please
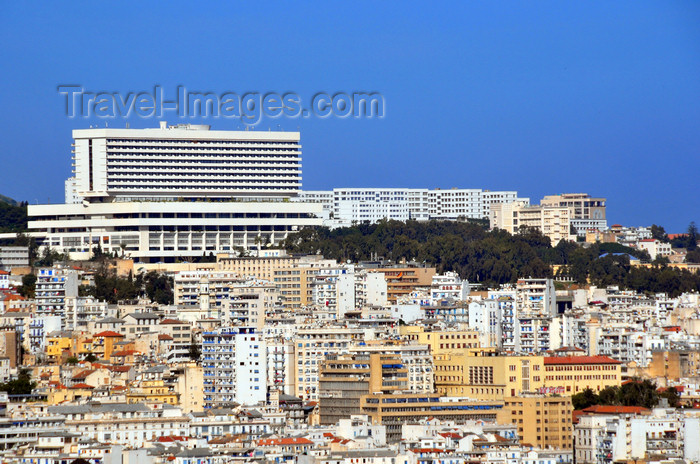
(1, 1), (698, 231)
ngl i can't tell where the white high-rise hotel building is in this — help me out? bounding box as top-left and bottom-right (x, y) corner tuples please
(28, 123), (322, 263)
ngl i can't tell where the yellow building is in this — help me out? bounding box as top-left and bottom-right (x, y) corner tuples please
(503, 394), (573, 450)
(543, 356), (621, 395)
(92, 331), (125, 361)
(126, 379), (179, 405)
(46, 333), (74, 364)
(435, 350), (545, 401)
(436, 352), (622, 400)
(400, 325), (480, 355)
(360, 392), (507, 443)
(646, 350), (700, 380)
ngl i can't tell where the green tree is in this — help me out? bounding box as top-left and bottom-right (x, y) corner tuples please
(188, 342), (201, 362)
(687, 222), (698, 251)
(572, 388), (600, 410)
(0, 368), (36, 395)
(651, 224), (668, 243)
(686, 248), (700, 264)
(659, 387), (681, 408)
(18, 273), (36, 298)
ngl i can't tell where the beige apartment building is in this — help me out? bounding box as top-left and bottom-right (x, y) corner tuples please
(319, 352), (407, 425)
(435, 350), (622, 401)
(400, 325), (481, 355)
(490, 201), (573, 244)
(503, 394), (573, 450)
(541, 193), (607, 236)
(435, 349), (546, 401)
(217, 251), (337, 308)
(368, 267), (436, 303)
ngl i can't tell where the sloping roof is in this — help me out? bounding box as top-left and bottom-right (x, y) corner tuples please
(257, 437), (314, 446)
(160, 318), (185, 325)
(125, 312), (159, 320)
(71, 383), (95, 389)
(111, 350), (139, 357)
(582, 405), (650, 415)
(72, 369), (96, 380)
(544, 355), (621, 365)
(94, 331), (124, 338)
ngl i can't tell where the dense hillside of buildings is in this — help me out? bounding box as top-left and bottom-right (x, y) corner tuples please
(0, 125), (697, 464)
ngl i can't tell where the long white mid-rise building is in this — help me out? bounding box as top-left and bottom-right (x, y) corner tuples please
(28, 124), (322, 262)
(296, 188), (529, 227)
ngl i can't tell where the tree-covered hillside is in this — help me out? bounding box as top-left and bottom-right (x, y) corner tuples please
(282, 220), (700, 296)
(0, 196), (27, 233)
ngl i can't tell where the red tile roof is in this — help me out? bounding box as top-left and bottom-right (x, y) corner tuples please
(111, 350), (138, 357)
(156, 436), (187, 442)
(160, 319), (185, 325)
(94, 331), (124, 338)
(72, 369), (95, 380)
(582, 405), (650, 415)
(544, 355), (621, 365)
(158, 334), (174, 341)
(256, 437), (313, 446)
(71, 383), (95, 389)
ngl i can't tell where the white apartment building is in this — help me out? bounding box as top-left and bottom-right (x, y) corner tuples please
(35, 268), (79, 321)
(0, 246), (29, 271)
(540, 193), (607, 236)
(637, 239), (673, 260)
(28, 124), (322, 263)
(202, 326), (267, 408)
(490, 201), (573, 244)
(294, 326), (367, 400)
(64, 296), (117, 331)
(488, 288), (517, 352)
(516, 278), (557, 317)
(575, 408), (700, 464)
(46, 403), (189, 449)
(312, 266), (388, 317)
(430, 271), (469, 304)
(468, 299), (502, 348)
(296, 188), (528, 227)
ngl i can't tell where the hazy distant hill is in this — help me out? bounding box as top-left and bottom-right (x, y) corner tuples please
(0, 195), (27, 232)
(0, 194), (18, 206)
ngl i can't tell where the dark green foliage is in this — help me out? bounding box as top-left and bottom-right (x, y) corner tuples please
(571, 379), (666, 410)
(670, 222), (700, 250)
(18, 273), (36, 298)
(82, 268), (173, 305)
(282, 220), (553, 285)
(35, 247), (68, 267)
(651, 224), (668, 242)
(572, 388), (599, 410)
(0, 369), (36, 395)
(188, 342), (201, 361)
(659, 386), (681, 408)
(282, 221), (700, 295)
(0, 200), (27, 233)
(143, 271), (174, 305)
(686, 249), (700, 264)
(687, 222), (698, 251)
